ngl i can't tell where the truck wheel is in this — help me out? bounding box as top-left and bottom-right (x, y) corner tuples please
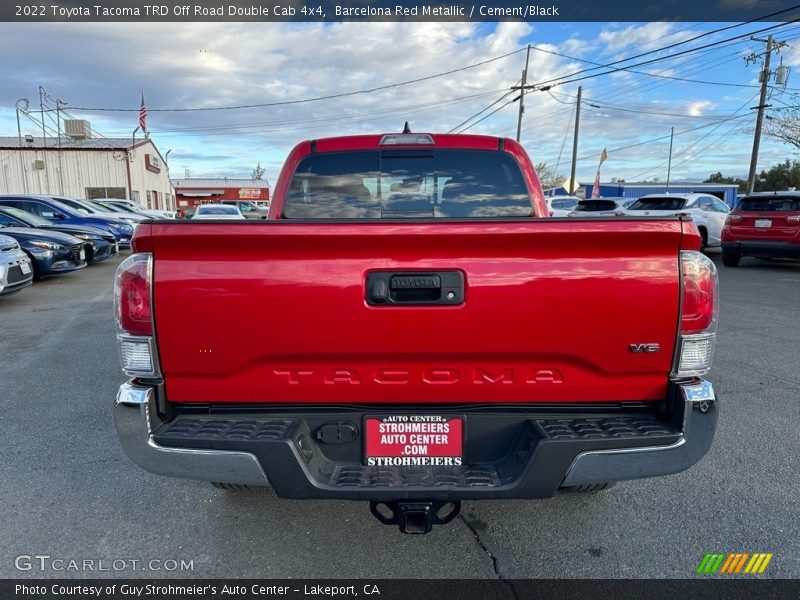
(561, 482), (616, 492)
(722, 251), (741, 267)
(210, 482), (261, 491)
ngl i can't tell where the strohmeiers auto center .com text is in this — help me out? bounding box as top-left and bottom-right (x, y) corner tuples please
(336, 5), (560, 17)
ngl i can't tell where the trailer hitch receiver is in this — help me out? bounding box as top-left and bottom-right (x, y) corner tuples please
(370, 500), (461, 534)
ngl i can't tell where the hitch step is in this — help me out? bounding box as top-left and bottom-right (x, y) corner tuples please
(370, 500), (461, 534)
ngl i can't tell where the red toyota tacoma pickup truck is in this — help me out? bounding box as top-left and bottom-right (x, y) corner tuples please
(114, 132), (719, 534)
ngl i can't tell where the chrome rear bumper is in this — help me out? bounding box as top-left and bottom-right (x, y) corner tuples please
(115, 380), (717, 494)
(114, 383), (270, 486)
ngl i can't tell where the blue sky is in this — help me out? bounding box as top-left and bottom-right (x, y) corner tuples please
(0, 21), (798, 186)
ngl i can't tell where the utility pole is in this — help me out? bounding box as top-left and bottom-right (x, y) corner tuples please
(746, 35), (786, 194)
(569, 86), (582, 195)
(516, 44), (531, 143)
(666, 127), (674, 190)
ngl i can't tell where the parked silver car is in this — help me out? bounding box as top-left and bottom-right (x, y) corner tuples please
(0, 233), (33, 297)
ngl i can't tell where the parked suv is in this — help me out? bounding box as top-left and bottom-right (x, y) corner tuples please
(0, 233), (33, 297)
(221, 200), (268, 219)
(721, 191), (800, 267)
(624, 193), (730, 251)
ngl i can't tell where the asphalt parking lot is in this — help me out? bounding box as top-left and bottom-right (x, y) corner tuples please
(1, 252), (799, 579)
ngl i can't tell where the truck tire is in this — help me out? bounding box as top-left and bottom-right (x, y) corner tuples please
(561, 482), (616, 492)
(722, 250), (741, 267)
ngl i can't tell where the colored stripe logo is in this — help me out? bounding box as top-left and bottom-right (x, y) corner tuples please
(696, 553), (773, 574)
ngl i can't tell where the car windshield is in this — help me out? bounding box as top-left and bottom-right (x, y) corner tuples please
(91, 201), (126, 213)
(738, 196), (800, 211)
(197, 206), (239, 215)
(574, 200), (618, 212)
(0, 206), (52, 226)
(101, 202), (137, 213)
(627, 197), (687, 211)
(284, 149), (532, 218)
(53, 197), (98, 214)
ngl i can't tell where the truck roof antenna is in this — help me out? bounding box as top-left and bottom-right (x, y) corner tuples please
(402, 122), (411, 134)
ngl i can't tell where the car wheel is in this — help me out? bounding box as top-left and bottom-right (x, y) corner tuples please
(698, 228), (708, 252)
(722, 250), (741, 267)
(560, 482), (616, 492)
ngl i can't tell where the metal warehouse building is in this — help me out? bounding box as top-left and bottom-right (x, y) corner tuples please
(0, 124), (174, 210)
(588, 182), (740, 207)
(172, 178), (270, 212)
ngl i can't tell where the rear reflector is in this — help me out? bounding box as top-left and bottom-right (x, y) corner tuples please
(674, 251), (719, 378)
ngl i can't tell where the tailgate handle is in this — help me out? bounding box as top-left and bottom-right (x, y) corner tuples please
(366, 271), (464, 306)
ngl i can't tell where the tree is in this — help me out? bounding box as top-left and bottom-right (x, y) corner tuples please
(703, 172), (747, 192)
(764, 108), (800, 151)
(251, 163), (265, 180)
(757, 159), (800, 191)
(535, 161), (566, 191)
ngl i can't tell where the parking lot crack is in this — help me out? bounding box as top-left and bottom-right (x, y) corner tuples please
(459, 514), (518, 595)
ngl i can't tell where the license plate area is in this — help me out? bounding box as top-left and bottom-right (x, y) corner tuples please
(755, 219), (772, 228)
(20, 261), (32, 275)
(364, 416), (463, 466)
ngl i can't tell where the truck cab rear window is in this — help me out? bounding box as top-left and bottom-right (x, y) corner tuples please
(283, 149), (532, 219)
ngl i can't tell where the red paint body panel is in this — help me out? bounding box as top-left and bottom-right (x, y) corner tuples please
(146, 219), (687, 404)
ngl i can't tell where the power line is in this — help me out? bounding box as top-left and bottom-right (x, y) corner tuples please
(65, 47), (527, 113)
(530, 19), (800, 92)
(448, 86), (520, 133)
(456, 96), (520, 134)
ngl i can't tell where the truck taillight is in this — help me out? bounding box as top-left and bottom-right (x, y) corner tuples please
(114, 253), (160, 378)
(674, 251), (718, 377)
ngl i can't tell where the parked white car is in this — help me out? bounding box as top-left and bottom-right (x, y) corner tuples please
(623, 193), (730, 249)
(94, 198), (175, 220)
(545, 195), (581, 217)
(0, 233), (33, 297)
(192, 204), (246, 220)
(567, 198), (628, 217)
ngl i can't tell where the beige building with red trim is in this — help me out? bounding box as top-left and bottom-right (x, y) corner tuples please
(0, 131), (174, 210)
(172, 178), (270, 211)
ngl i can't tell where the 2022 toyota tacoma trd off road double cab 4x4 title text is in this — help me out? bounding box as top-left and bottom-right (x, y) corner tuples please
(113, 132), (719, 534)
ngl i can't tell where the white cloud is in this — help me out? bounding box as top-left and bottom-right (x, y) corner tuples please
(687, 100), (714, 116)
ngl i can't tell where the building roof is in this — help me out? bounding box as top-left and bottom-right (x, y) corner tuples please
(172, 178), (270, 188)
(0, 136), (150, 150)
(597, 182), (739, 187)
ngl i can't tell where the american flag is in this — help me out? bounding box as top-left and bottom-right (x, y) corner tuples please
(139, 92), (147, 133)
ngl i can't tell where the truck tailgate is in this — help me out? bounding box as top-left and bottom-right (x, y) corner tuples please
(146, 219), (685, 404)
